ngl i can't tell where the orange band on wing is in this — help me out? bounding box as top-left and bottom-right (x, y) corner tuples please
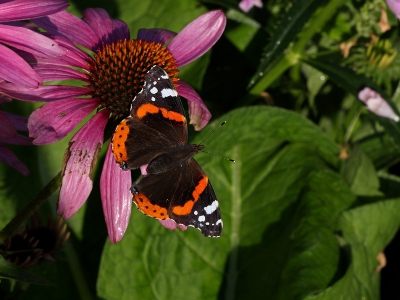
(172, 176), (208, 216)
(133, 191), (169, 220)
(136, 103), (186, 123)
(111, 119), (130, 167)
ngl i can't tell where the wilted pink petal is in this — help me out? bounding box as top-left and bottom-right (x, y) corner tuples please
(100, 143), (132, 243)
(0, 0), (69, 22)
(138, 28), (176, 44)
(0, 144), (29, 176)
(177, 81), (211, 130)
(239, 0), (263, 12)
(3, 112), (28, 131)
(2, 133), (31, 145)
(387, 0), (400, 18)
(58, 109), (109, 219)
(28, 98), (99, 145)
(358, 87), (400, 121)
(168, 10), (226, 67)
(158, 219), (188, 231)
(0, 44), (42, 88)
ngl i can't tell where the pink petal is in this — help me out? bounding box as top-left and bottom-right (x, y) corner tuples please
(0, 144), (29, 176)
(83, 8), (129, 50)
(0, 110), (17, 138)
(3, 112), (28, 131)
(100, 143), (132, 243)
(0, 24), (65, 58)
(0, 44), (41, 88)
(28, 98), (99, 145)
(239, 0), (263, 12)
(158, 219), (188, 231)
(33, 65), (88, 82)
(177, 81), (211, 130)
(0, 83), (92, 102)
(140, 165), (148, 176)
(33, 10), (99, 51)
(58, 109), (109, 219)
(138, 28), (176, 44)
(167, 10), (226, 67)
(0, 0), (69, 22)
(1, 133), (31, 145)
(387, 0), (400, 19)
(358, 87), (400, 121)
(111, 19), (130, 41)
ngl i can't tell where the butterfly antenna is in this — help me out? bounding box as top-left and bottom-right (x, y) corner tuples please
(198, 121), (235, 162)
(198, 121), (227, 146)
(201, 150), (235, 162)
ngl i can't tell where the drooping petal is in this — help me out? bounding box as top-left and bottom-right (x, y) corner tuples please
(0, 110), (17, 138)
(0, 82), (92, 101)
(158, 219), (188, 232)
(0, 44), (41, 88)
(138, 28), (176, 44)
(100, 143), (132, 243)
(358, 87), (400, 121)
(0, 0), (69, 22)
(3, 112), (28, 131)
(1, 133), (31, 145)
(177, 81), (211, 130)
(0, 144), (29, 176)
(58, 109), (109, 219)
(28, 98), (99, 145)
(239, 0), (263, 13)
(33, 10), (100, 51)
(0, 24), (65, 58)
(387, 0), (400, 19)
(167, 10), (226, 67)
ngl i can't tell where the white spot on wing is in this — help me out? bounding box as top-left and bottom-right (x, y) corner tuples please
(204, 200), (219, 214)
(161, 74), (169, 79)
(194, 211), (198, 215)
(161, 88), (178, 98)
(151, 97), (156, 101)
(216, 219), (223, 226)
(198, 215), (205, 222)
(150, 87), (158, 94)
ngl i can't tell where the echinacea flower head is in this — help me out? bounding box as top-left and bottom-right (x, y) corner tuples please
(386, 0), (400, 19)
(239, 0), (263, 13)
(0, 0), (68, 88)
(0, 8), (226, 243)
(358, 87), (400, 122)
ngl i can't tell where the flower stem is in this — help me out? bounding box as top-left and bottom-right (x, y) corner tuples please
(0, 172), (62, 244)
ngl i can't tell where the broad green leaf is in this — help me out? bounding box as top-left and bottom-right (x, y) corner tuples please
(97, 106), (354, 300)
(306, 199), (400, 300)
(341, 145), (381, 196)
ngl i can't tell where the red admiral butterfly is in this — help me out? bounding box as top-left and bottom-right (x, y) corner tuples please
(111, 65), (222, 237)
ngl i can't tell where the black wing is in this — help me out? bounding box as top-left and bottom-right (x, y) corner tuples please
(112, 65), (188, 170)
(131, 158), (222, 237)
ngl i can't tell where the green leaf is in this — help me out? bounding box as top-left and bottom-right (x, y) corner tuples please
(341, 145), (382, 196)
(0, 256), (53, 286)
(248, 0), (328, 88)
(97, 106), (354, 299)
(306, 199), (400, 299)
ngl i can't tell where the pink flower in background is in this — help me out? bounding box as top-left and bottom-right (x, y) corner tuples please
(0, 0), (68, 175)
(0, 0), (68, 87)
(0, 8), (226, 242)
(358, 87), (400, 122)
(239, 0), (263, 13)
(386, 0), (400, 18)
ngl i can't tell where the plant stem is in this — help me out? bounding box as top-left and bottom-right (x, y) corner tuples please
(0, 172), (61, 244)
